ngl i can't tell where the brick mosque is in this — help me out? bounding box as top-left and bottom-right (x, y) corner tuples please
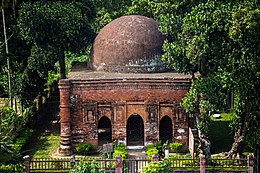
(58, 15), (192, 155)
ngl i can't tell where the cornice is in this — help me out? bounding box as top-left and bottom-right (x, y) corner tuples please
(71, 83), (190, 91)
(68, 78), (190, 91)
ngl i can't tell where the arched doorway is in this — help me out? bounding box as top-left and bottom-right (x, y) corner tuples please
(159, 115), (173, 144)
(98, 116), (112, 146)
(127, 114), (144, 146)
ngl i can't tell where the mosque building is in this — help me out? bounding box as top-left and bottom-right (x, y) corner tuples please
(58, 15), (191, 155)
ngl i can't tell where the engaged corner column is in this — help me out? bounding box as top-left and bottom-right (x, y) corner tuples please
(59, 79), (72, 156)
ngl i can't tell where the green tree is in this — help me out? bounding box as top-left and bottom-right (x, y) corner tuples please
(159, 0), (232, 159)
(224, 4), (260, 157)
(17, 0), (96, 79)
(1, 0), (13, 106)
(159, 0), (259, 158)
(16, 46), (58, 107)
(91, 0), (132, 32)
(1, 0), (33, 108)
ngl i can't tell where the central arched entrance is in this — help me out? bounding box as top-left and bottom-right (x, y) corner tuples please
(159, 115), (173, 144)
(127, 114), (144, 146)
(98, 116), (112, 146)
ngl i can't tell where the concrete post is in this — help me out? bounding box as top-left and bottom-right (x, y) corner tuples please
(247, 154), (254, 173)
(152, 154), (159, 162)
(70, 154), (75, 168)
(116, 154), (122, 173)
(200, 155), (206, 173)
(165, 148), (169, 158)
(23, 155), (30, 173)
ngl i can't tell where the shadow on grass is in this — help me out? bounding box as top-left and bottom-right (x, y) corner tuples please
(209, 121), (234, 154)
(31, 133), (60, 158)
(22, 129), (60, 158)
(30, 136), (50, 156)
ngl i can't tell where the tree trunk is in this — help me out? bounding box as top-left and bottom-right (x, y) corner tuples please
(192, 72), (211, 161)
(227, 99), (249, 159)
(226, 119), (245, 158)
(194, 97), (211, 161)
(2, 6), (12, 108)
(59, 53), (66, 79)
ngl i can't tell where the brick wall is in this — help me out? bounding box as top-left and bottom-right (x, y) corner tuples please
(59, 77), (191, 155)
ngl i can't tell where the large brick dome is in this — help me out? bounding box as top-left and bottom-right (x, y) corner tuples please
(90, 15), (167, 73)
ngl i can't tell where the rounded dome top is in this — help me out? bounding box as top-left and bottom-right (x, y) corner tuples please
(90, 15), (167, 73)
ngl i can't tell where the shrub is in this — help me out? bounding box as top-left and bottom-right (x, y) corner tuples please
(144, 144), (155, 152)
(113, 149), (127, 161)
(75, 143), (93, 155)
(113, 143), (127, 153)
(112, 143), (127, 161)
(69, 160), (105, 173)
(0, 163), (24, 173)
(0, 134), (21, 164)
(142, 159), (171, 173)
(170, 142), (183, 153)
(146, 147), (158, 161)
(13, 128), (34, 152)
(154, 140), (168, 159)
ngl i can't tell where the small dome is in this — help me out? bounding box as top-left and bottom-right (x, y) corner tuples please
(90, 15), (167, 73)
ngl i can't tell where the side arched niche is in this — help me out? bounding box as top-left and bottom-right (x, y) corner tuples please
(159, 115), (173, 144)
(98, 116), (112, 146)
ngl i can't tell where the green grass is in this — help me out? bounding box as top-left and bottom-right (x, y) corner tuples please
(23, 120), (61, 159)
(209, 113), (234, 154)
(31, 134), (60, 158)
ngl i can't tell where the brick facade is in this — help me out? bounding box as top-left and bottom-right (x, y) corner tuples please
(59, 74), (191, 155)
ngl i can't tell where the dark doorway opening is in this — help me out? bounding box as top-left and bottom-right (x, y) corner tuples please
(159, 115), (173, 144)
(127, 114), (144, 146)
(98, 116), (112, 146)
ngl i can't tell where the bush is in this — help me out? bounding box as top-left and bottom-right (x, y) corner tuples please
(13, 128), (34, 152)
(170, 142), (183, 153)
(142, 159), (171, 173)
(144, 140), (168, 160)
(75, 143), (93, 155)
(113, 143), (127, 153)
(0, 163), (24, 173)
(146, 147), (158, 161)
(154, 140), (168, 159)
(0, 134), (21, 164)
(70, 160), (105, 173)
(112, 143), (127, 161)
(144, 144), (155, 152)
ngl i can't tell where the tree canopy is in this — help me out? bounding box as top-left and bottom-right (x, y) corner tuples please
(17, 0), (96, 79)
(159, 0), (259, 157)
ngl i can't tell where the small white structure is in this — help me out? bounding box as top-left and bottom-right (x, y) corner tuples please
(213, 114), (221, 118)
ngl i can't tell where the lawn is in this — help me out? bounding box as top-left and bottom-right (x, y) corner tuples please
(208, 113), (234, 154)
(30, 133), (60, 158)
(23, 119), (60, 158)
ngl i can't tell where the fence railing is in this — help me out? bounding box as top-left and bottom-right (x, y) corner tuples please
(23, 156), (251, 173)
(29, 158), (71, 172)
(169, 158), (200, 169)
(207, 158), (248, 170)
(125, 159), (149, 173)
(162, 158), (248, 171)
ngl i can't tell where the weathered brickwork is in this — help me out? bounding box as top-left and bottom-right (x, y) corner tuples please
(59, 77), (191, 155)
(90, 15), (167, 73)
